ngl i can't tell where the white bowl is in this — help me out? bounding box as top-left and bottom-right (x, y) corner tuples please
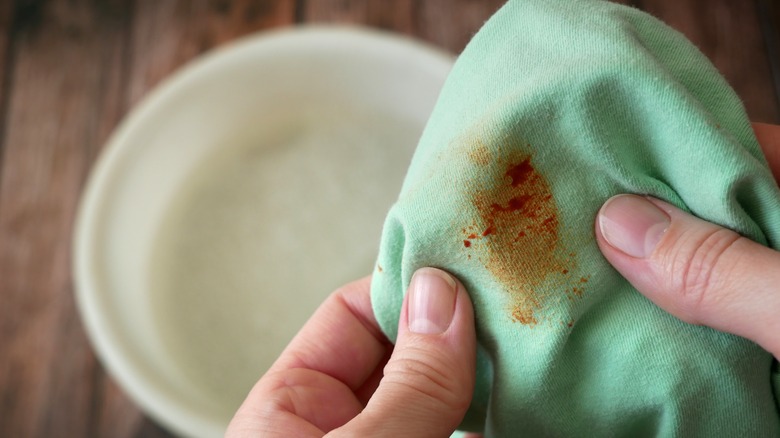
(74, 27), (452, 437)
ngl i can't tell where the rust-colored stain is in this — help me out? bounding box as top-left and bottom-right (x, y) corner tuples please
(376, 264), (383, 273)
(512, 306), (538, 326)
(468, 140), (492, 166)
(461, 142), (586, 326)
(505, 158), (534, 187)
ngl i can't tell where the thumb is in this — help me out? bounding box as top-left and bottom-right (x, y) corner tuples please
(596, 194), (780, 359)
(332, 268), (476, 437)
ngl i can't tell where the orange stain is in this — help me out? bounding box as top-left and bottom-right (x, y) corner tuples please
(462, 140), (588, 326)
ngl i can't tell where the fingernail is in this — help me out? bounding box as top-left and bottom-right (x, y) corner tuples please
(598, 195), (670, 258)
(408, 268), (458, 334)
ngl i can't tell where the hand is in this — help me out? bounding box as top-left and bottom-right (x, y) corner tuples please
(595, 122), (780, 359)
(226, 268), (478, 437)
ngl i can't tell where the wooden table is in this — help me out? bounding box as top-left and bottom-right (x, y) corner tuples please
(0, 1), (777, 436)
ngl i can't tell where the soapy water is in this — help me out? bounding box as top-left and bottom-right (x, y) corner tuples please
(150, 106), (420, 417)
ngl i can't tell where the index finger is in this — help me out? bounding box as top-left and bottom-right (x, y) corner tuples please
(268, 276), (390, 392)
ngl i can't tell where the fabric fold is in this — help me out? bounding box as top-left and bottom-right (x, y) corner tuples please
(371, 0), (780, 435)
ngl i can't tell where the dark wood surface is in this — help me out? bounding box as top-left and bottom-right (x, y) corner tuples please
(0, 1), (777, 437)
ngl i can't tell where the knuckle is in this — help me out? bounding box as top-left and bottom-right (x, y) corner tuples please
(383, 344), (469, 412)
(661, 226), (742, 322)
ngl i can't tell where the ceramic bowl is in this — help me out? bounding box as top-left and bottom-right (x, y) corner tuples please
(74, 27), (452, 437)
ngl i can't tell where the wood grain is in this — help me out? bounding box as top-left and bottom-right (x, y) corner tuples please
(757, 0), (780, 115)
(0, 0), (295, 437)
(0, 1), (776, 437)
(639, 0), (780, 122)
(0, 1), (131, 436)
(301, 0), (506, 54)
(126, 0), (295, 107)
(0, 0), (15, 175)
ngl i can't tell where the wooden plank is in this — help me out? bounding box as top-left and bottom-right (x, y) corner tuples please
(299, 0), (417, 35)
(0, 0), (13, 82)
(300, 0), (505, 54)
(0, 0), (133, 436)
(96, 1), (297, 436)
(638, 0), (780, 123)
(0, 0), (298, 435)
(757, 0), (780, 117)
(126, 0), (296, 107)
(116, 5), (295, 434)
(413, 0), (506, 53)
(0, 0), (15, 177)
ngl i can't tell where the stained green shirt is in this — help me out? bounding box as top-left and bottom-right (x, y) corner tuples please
(371, 0), (780, 436)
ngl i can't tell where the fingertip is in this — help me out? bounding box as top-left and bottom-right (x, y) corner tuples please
(596, 195), (671, 258)
(596, 194), (780, 359)
(401, 267), (475, 342)
(594, 195), (688, 319)
(405, 268), (459, 335)
(345, 268), (477, 436)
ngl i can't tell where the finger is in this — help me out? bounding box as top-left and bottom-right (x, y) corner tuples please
(596, 194), (780, 359)
(334, 268), (477, 437)
(752, 122), (780, 182)
(228, 276), (391, 436)
(353, 347), (392, 406)
(269, 275), (390, 390)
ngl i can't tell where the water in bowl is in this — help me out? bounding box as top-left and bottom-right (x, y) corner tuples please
(149, 104), (421, 418)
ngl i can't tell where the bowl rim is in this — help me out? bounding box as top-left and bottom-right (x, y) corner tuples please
(72, 25), (454, 437)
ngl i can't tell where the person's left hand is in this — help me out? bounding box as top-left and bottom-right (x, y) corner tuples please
(226, 268), (478, 437)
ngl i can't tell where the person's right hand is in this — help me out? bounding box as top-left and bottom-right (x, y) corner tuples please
(595, 122), (780, 359)
(227, 268), (477, 438)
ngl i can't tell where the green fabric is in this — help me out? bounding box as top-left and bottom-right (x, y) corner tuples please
(371, 0), (780, 436)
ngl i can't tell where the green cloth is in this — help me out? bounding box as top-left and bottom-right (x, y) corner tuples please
(371, 0), (780, 436)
